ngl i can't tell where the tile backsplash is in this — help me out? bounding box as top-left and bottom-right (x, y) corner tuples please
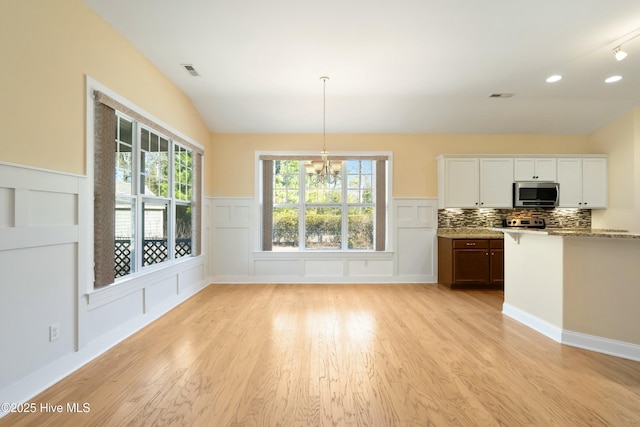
(438, 208), (591, 229)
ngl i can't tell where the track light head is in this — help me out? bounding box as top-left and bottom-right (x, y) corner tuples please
(613, 46), (628, 61)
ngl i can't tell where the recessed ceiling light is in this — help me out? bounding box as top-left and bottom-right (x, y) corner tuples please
(605, 75), (622, 83)
(546, 75), (562, 83)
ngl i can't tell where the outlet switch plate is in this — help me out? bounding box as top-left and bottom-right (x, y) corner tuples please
(49, 323), (60, 341)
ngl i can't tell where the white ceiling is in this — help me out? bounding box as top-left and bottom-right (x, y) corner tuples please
(84, 0), (640, 135)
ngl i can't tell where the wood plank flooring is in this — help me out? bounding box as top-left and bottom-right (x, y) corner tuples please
(2, 283), (640, 426)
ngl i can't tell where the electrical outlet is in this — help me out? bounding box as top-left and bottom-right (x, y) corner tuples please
(49, 323), (60, 342)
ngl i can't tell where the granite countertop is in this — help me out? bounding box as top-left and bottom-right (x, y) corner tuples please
(489, 227), (640, 239)
(437, 228), (505, 239)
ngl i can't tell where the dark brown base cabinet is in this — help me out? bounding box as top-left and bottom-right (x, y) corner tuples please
(437, 237), (504, 289)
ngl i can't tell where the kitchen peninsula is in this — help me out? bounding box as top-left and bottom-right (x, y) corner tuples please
(494, 227), (640, 361)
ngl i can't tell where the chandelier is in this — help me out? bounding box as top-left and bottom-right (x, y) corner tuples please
(305, 76), (342, 181)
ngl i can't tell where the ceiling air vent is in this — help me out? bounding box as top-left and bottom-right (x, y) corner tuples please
(181, 64), (200, 77)
(489, 93), (515, 98)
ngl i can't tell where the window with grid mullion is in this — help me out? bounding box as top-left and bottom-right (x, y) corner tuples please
(267, 158), (382, 251)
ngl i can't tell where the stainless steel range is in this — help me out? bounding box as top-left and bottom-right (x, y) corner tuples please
(502, 217), (546, 229)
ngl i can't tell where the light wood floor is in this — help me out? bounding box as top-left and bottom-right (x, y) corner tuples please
(2, 284), (640, 426)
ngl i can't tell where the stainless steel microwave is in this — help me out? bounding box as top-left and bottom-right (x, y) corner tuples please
(513, 182), (559, 207)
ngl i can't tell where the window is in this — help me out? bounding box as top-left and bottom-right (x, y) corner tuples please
(262, 155), (387, 251)
(93, 89), (203, 288)
(113, 113), (194, 278)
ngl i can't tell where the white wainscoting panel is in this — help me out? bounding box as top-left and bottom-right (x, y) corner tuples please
(144, 275), (179, 311)
(0, 163), (83, 391)
(305, 260), (344, 277)
(393, 198), (438, 282)
(0, 187), (13, 227)
(1, 162), (208, 417)
(208, 197), (437, 283)
(88, 290), (145, 339)
(348, 259), (393, 277)
(209, 197), (253, 279)
(202, 198), (212, 277)
(254, 259), (303, 277)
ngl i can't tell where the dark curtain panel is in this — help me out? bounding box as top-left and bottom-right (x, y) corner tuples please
(262, 160), (274, 251)
(375, 160), (386, 251)
(94, 102), (116, 287)
(192, 152), (203, 256)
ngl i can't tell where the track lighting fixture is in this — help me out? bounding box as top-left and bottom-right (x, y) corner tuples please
(613, 46), (627, 61)
(612, 32), (640, 61)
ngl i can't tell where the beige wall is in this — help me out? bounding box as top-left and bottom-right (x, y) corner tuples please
(590, 108), (640, 232)
(0, 0), (210, 175)
(563, 237), (640, 345)
(207, 133), (590, 198)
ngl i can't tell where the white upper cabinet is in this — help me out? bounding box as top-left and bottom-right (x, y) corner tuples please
(439, 158), (479, 208)
(514, 158), (556, 181)
(437, 157), (513, 208)
(582, 158), (608, 208)
(556, 157), (607, 209)
(479, 158), (514, 207)
(556, 158), (583, 207)
(438, 154), (606, 210)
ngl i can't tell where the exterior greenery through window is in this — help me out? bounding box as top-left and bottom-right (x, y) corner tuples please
(114, 113), (193, 278)
(269, 159), (379, 250)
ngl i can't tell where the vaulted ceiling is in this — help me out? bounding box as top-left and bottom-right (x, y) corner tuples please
(84, 0), (640, 135)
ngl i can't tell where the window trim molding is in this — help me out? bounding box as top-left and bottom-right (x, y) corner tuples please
(254, 150), (393, 253)
(85, 76), (204, 296)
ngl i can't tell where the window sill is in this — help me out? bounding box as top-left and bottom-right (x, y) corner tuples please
(252, 250), (394, 260)
(86, 255), (204, 308)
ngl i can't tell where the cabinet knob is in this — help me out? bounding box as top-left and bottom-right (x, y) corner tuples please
(485, 252), (489, 256)
(466, 242), (476, 246)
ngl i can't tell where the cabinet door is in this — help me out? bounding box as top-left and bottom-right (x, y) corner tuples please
(489, 240), (504, 286)
(453, 249), (490, 284)
(479, 158), (514, 208)
(582, 158), (607, 208)
(514, 158), (536, 181)
(557, 158), (583, 208)
(534, 158), (557, 181)
(444, 158), (479, 208)
(514, 158), (556, 181)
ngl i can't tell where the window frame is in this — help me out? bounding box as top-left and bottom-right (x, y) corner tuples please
(258, 151), (391, 253)
(113, 111), (195, 278)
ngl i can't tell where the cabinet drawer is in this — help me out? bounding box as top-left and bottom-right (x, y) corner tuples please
(453, 239), (489, 249)
(490, 239), (504, 249)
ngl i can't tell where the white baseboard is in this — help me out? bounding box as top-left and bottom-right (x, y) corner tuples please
(209, 275), (437, 284)
(503, 303), (640, 362)
(561, 330), (640, 362)
(502, 303), (563, 342)
(0, 280), (209, 419)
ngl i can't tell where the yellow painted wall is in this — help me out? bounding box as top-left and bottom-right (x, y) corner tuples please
(589, 108), (639, 232)
(207, 133), (590, 197)
(0, 0), (210, 175)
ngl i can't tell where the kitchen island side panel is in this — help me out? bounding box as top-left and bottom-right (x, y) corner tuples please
(563, 237), (640, 346)
(503, 233), (565, 329)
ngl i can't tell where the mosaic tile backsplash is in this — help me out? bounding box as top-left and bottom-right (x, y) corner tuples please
(438, 208), (591, 229)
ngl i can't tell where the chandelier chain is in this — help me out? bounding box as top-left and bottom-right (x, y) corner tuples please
(321, 76), (328, 154)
